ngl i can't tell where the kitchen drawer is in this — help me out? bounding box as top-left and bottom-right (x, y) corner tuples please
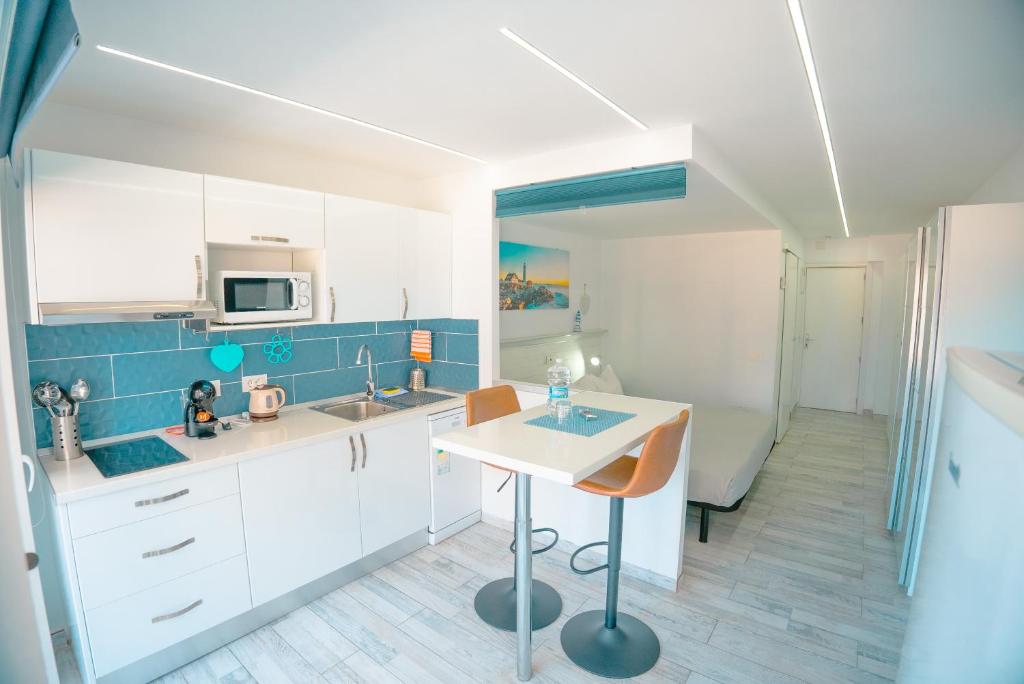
(87, 554), (251, 676)
(74, 495), (245, 610)
(68, 466), (239, 539)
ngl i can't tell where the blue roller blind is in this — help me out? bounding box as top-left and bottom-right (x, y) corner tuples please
(495, 162), (686, 218)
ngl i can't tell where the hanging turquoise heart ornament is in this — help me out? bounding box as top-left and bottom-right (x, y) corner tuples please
(210, 339), (245, 372)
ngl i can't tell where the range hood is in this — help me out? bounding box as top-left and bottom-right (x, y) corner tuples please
(38, 300), (217, 325)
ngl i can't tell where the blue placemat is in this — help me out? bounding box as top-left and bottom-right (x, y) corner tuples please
(524, 405), (637, 437)
(86, 436), (188, 478)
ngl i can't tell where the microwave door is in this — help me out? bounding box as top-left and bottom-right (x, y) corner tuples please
(224, 278), (290, 314)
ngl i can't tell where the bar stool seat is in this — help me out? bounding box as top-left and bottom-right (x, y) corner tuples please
(561, 409), (690, 679)
(467, 386), (563, 632)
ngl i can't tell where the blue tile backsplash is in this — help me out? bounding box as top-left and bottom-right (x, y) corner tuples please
(26, 318), (479, 448)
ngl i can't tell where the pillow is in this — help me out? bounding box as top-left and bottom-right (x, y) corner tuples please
(571, 373), (604, 391)
(600, 364), (624, 394)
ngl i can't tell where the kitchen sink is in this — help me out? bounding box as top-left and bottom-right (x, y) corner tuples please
(311, 398), (401, 421)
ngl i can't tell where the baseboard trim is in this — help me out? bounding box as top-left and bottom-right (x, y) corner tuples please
(428, 510), (481, 545)
(97, 530), (427, 684)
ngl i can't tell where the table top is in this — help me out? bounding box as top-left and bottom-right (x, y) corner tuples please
(431, 391), (691, 485)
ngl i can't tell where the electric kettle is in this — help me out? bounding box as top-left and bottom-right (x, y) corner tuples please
(249, 384), (286, 422)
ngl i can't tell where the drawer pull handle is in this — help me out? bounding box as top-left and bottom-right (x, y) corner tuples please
(151, 599), (202, 624)
(135, 488), (189, 508)
(142, 537), (196, 559)
(250, 235), (290, 244)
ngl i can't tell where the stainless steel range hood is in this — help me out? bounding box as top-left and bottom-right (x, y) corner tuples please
(38, 300), (217, 325)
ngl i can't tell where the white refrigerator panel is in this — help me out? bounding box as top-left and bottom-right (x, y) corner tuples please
(899, 349), (1024, 682)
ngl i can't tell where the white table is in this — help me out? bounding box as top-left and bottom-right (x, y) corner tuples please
(431, 390), (689, 680)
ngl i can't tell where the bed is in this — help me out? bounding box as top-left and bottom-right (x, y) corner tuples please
(687, 405), (775, 542)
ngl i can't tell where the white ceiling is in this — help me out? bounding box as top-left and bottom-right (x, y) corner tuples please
(44, 1), (1024, 238)
(500, 164), (771, 239)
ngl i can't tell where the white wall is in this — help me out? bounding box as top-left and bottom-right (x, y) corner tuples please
(802, 234), (912, 415)
(600, 229), (783, 414)
(497, 220), (602, 340)
(969, 141), (1024, 204)
(18, 103), (435, 210)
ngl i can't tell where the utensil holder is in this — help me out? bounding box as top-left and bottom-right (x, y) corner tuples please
(51, 415), (84, 461)
(409, 367), (426, 391)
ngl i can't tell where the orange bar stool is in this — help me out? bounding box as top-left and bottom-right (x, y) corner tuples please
(561, 410), (690, 678)
(467, 385), (563, 631)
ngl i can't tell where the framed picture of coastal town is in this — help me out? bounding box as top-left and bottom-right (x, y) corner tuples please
(498, 241), (570, 310)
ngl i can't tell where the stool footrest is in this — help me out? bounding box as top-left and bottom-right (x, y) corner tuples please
(569, 541), (609, 575)
(509, 527), (559, 555)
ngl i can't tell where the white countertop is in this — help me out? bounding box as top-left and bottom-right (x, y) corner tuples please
(431, 391), (690, 485)
(40, 389), (465, 504)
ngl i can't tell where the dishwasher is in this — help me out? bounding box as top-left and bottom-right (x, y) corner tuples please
(427, 406), (481, 544)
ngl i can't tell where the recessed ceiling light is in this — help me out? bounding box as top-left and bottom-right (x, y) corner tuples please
(95, 45), (485, 163)
(785, 0), (850, 237)
(499, 27), (648, 131)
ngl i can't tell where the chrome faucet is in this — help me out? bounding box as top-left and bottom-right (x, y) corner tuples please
(356, 344), (374, 398)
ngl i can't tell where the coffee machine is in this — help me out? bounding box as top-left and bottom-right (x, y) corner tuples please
(184, 380), (218, 439)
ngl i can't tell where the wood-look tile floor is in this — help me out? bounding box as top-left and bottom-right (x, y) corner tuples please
(57, 408), (908, 683)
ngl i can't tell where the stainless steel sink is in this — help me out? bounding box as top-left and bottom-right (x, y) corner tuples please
(311, 399), (399, 421)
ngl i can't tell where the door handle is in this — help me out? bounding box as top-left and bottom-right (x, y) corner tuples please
(349, 435), (357, 472)
(329, 286), (337, 323)
(21, 455), (35, 493)
(401, 288), (409, 320)
(194, 255), (203, 298)
(360, 433), (368, 468)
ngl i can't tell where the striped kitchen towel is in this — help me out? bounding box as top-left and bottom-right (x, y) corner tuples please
(411, 330), (432, 362)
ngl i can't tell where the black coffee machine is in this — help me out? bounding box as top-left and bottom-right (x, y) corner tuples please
(184, 380), (218, 439)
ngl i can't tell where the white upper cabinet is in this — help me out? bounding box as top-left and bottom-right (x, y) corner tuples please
(29, 150), (206, 303)
(204, 175), (324, 250)
(401, 209), (452, 320)
(356, 418), (431, 556)
(324, 194), (451, 323)
(324, 194), (404, 322)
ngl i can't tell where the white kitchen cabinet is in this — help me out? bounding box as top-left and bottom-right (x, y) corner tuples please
(238, 438), (362, 605)
(324, 194), (451, 322)
(204, 175), (324, 249)
(356, 418), (431, 556)
(28, 149), (206, 304)
(400, 209), (452, 320)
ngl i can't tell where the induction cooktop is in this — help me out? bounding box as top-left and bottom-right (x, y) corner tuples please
(86, 436), (188, 478)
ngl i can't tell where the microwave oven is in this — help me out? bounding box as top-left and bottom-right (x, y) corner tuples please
(211, 271), (313, 324)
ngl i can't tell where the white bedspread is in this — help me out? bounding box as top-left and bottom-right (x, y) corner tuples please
(687, 405), (775, 508)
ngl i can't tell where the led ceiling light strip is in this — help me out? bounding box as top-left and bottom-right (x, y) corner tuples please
(499, 27), (648, 131)
(786, 0), (850, 237)
(96, 45), (485, 163)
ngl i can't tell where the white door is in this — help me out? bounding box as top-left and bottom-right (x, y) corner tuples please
(324, 194), (402, 322)
(29, 150), (206, 304)
(0, 162), (57, 682)
(204, 175), (324, 249)
(238, 438), (362, 605)
(799, 266), (865, 413)
(776, 251), (800, 441)
(357, 419), (430, 556)
(400, 209), (452, 320)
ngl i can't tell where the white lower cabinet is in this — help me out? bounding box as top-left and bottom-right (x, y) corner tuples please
(86, 554), (251, 676)
(356, 419), (431, 555)
(238, 437), (363, 606)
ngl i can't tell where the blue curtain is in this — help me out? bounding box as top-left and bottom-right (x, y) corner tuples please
(0, 0), (79, 159)
(495, 163), (686, 218)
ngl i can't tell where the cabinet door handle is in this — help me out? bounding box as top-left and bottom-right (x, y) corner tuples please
(194, 255), (203, 298)
(135, 488), (189, 508)
(250, 235), (290, 244)
(401, 288), (409, 320)
(329, 286), (337, 323)
(142, 537), (195, 559)
(349, 435), (357, 472)
(360, 433), (368, 469)
(151, 599), (202, 624)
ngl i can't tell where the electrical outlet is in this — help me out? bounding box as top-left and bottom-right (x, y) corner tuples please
(211, 379), (222, 397)
(243, 374), (268, 392)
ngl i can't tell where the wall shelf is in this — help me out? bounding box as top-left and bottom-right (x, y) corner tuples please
(500, 329), (607, 349)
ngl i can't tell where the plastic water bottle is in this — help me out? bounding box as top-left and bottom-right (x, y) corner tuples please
(547, 358), (571, 418)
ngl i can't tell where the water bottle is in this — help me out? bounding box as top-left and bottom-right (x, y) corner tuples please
(547, 358), (571, 418)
